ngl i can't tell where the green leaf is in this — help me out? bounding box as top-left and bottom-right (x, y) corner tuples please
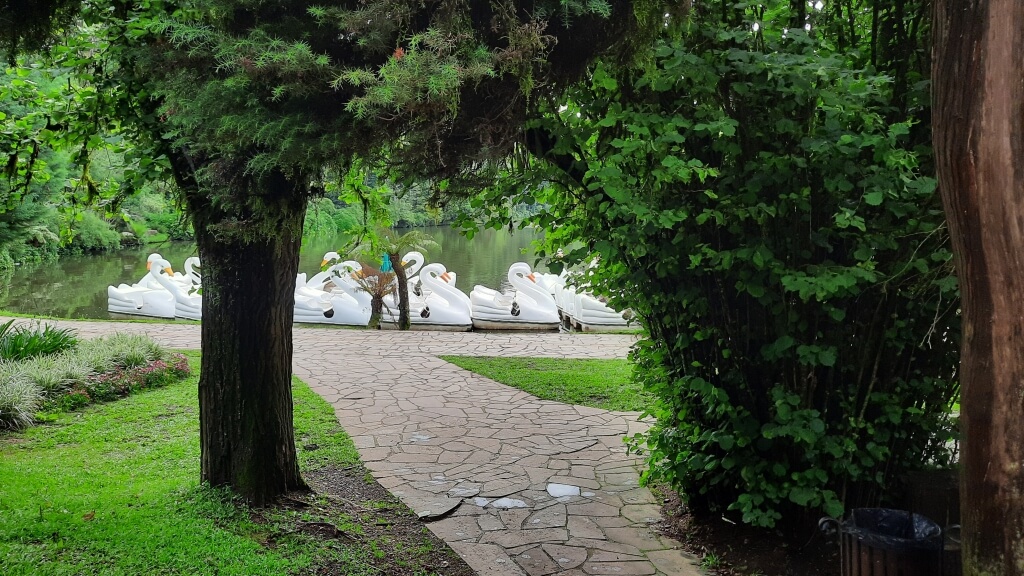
(788, 486), (817, 506)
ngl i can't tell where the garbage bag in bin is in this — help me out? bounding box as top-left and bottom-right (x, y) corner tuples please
(820, 508), (943, 576)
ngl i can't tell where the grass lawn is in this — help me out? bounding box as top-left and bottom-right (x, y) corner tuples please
(0, 352), (467, 576)
(440, 356), (652, 412)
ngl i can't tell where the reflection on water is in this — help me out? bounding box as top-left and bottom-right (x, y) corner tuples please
(0, 226), (546, 320)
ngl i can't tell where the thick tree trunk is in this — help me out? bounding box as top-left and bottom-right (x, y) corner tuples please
(933, 1), (1024, 573)
(391, 250), (411, 330)
(186, 173), (308, 506)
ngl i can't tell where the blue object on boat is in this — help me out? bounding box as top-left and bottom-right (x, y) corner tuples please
(381, 253), (393, 272)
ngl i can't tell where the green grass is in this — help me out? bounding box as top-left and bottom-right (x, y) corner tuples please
(0, 352), (437, 576)
(441, 356), (652, 412)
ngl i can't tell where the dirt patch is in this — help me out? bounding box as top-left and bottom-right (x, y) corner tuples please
(654, 486), (839, 576)
(275, 465), (476, 576)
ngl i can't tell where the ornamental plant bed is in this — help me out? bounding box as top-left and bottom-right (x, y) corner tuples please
(43, 353), (191, 413)
(0, 331), (191, 430)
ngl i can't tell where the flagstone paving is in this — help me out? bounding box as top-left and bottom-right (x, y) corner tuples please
(12, 319), (703, 576)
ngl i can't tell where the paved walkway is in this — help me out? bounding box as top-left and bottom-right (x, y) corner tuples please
(15, 319), (702, 576)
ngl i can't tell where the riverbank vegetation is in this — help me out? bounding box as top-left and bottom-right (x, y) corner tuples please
(0, 58), (476, 273)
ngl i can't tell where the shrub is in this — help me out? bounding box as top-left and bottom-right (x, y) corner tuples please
(0, 248), (13, 273)
(332, 205), (362, 232)
(0, 330), (190, 425)
(0, 321), (79, 361)
(474, 14), (955, 529)
(67, 210), (122, 253)
(303, 198), (340, 238)
(146, 211), (193, 241)
(0, 363), (41, 430)
(84, 353), (190, 402)
(19, 354), (94, 396)
(76, 334), (163, 371)
(34, 337), (189, 415)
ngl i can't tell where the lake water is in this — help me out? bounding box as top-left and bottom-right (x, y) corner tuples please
(0, 226), (547, 319)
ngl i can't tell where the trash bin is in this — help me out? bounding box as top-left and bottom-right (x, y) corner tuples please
(820, 508), (943, 576)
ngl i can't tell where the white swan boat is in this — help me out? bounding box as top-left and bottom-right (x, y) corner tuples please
(570, 290), (635, 331)
(382, 263), (472, 331)
(150, 258), (202, 320)
(293, 256), (371, 326)
(310, 260), (369, 303)
(534, 271), (565, 296)
(130, 253), (170, 290)
(380, 250), (428, 311)
(107, 260), (177, 319)
(293, 283), (371, 326)
(293, 258), (373, 326)
(551, 276), (636, 332)
(176, 256), (201, 288)
(470, 262), (560, 330)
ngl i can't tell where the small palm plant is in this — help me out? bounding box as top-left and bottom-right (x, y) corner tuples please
(350, 228), (439, 330)
(347, 264), (395, 329)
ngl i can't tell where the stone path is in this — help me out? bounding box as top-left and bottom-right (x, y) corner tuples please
(14, 319), (703, 576)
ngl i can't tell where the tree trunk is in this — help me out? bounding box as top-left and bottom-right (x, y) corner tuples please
(391, 250), (411, 330)
(369, 294), (383, 329)
(186, 173), (308, 506)
(933, 1), (1024, 573)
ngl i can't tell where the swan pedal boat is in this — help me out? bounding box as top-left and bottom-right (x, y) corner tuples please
(107, 262), (177, 319)
(555, 284), (637, 332)
(149, 258), (202, 320)
(294, 258), (371, 326)
(293, 285), (371, 326)
(381, 263), (472, 331)
(470, 262), (560, 331)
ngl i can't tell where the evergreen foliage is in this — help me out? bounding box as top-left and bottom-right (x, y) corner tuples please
(26, 0), (657, 504)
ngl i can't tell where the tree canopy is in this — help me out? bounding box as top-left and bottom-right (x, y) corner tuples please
(3, 0), (671, 505)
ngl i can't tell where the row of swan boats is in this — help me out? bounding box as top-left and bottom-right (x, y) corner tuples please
(107, 252), (635, 331)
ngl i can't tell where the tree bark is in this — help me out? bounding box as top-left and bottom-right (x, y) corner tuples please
(933, 1), (1024, 573)
(368, 294), (383, 329)
(391, 250), (411, 330)
(186, 171), (308, 506)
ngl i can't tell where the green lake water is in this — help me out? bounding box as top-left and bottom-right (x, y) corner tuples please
(0, 226), (547, 319)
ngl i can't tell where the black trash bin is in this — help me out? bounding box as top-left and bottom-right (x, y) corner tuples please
(820, 508), (943, 576)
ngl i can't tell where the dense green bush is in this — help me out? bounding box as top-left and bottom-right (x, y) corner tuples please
(0, 201), (61, 265)
(66, 210), (122, 253)
(0, 320), (78, 361)
(304, 198), (342, 238)
(332, 204), (362, 232)
(145, 210), (194, 241)
(0, 248), (13, 273)
(303, 198), (367, 238)
(472, 2), (955, 529)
